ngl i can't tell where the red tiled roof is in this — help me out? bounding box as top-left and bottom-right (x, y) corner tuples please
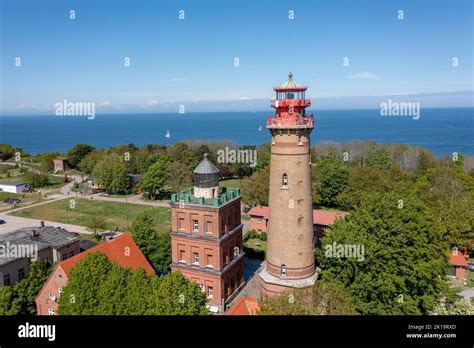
(313, 210), (348, 226)
(449, 251), (468, 267)
(226, 294), (259, 315)
(60, 233), (155, 275)
(248, 205), (348, 226)
(247, 206), (270, 220)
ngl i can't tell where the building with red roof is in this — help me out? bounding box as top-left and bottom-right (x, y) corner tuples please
(247, 205), (347, 246)
(448, 249), (468, 280)
(35, 233), (154, 315)
(225, 293), (259, 315)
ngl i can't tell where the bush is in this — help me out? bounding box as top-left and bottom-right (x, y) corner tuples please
(259, 232), (267, 241)
(244, 230), (258, 242)
(25, 172), (50, 188)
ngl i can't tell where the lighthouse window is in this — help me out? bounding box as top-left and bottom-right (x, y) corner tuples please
(282, 174), (289, 189)
(280, 264), (287, 278)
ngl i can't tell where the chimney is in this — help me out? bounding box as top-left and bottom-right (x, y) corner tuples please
(40, 221), (45, 227)
(32, 229), (39, 237)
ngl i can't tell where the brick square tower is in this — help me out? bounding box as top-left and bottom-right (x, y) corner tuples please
(260, 73), (318, 296)
(170, 154), (244, 313)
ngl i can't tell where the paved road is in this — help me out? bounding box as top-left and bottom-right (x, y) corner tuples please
(0, 214), (92, 235)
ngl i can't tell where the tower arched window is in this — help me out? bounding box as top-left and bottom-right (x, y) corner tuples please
(282, 173), (288, 189)
(280, 264), (287, 278)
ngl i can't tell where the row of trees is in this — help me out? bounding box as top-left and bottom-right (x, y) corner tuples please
(58, 252), (207, 315)
(241, 142), (474, 249)
(66, 141), (267, 196)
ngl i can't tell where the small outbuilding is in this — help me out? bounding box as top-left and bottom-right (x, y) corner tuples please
(0, 180), (27, 194)
(53, 158), (69, 173)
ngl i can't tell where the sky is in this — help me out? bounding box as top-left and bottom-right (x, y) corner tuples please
(0, 0), (472, 115)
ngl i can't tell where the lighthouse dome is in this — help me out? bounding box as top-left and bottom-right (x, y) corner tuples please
(193, 153), (220, 198)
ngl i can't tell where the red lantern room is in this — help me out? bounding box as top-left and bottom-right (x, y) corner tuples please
(267, 72), (314, 128)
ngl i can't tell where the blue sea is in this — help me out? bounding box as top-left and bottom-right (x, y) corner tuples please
(1, 108), (473, 157)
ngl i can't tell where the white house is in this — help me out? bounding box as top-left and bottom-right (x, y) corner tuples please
(0, 181), (27, 193)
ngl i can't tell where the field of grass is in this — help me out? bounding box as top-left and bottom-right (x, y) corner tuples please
(243, 237), (266, 259)
(0, 167), (23, 180)
(46, 175), (64, 187)
(245, 238), (267, 252)
(220, 179), (241, 188)
(0, 192), (44, 212)
(12, 198), (171, 233)
(467, 269), (474, 288)
(0, 192), (23, 200)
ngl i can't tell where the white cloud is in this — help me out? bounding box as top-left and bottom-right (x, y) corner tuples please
(239, 97), (249, 100)
(348, 72), (379, 80)
(147, 100), (159, 105)
(98, 101), (112, 107)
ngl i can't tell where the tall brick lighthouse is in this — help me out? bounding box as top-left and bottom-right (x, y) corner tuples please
(260, 73), (318, 296)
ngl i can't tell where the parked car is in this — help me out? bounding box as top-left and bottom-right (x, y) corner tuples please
(0, 219), (6, 224)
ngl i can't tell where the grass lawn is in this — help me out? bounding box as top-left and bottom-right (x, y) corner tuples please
(220, 179), (241, 188)
(12, 198), (171, 233)
(467, 269), (474, 288)
(243, 237), (266, 259)
(0, 192), (23, 200)
(79, 233), (99, 242)
(244, 238), (267, 252)
(0, 192), (43, 212)
(47, 175), (65, 187)
(106, 193), (136, 198)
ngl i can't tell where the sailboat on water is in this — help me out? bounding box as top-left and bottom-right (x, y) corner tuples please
(165, 130), (171, 138)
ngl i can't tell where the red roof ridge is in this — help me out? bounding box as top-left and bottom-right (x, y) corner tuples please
(449, 250), (468, 267)
(60, 233), (155, 275)
(226, 294), (259, 315)
(248, 205), (348, 226)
